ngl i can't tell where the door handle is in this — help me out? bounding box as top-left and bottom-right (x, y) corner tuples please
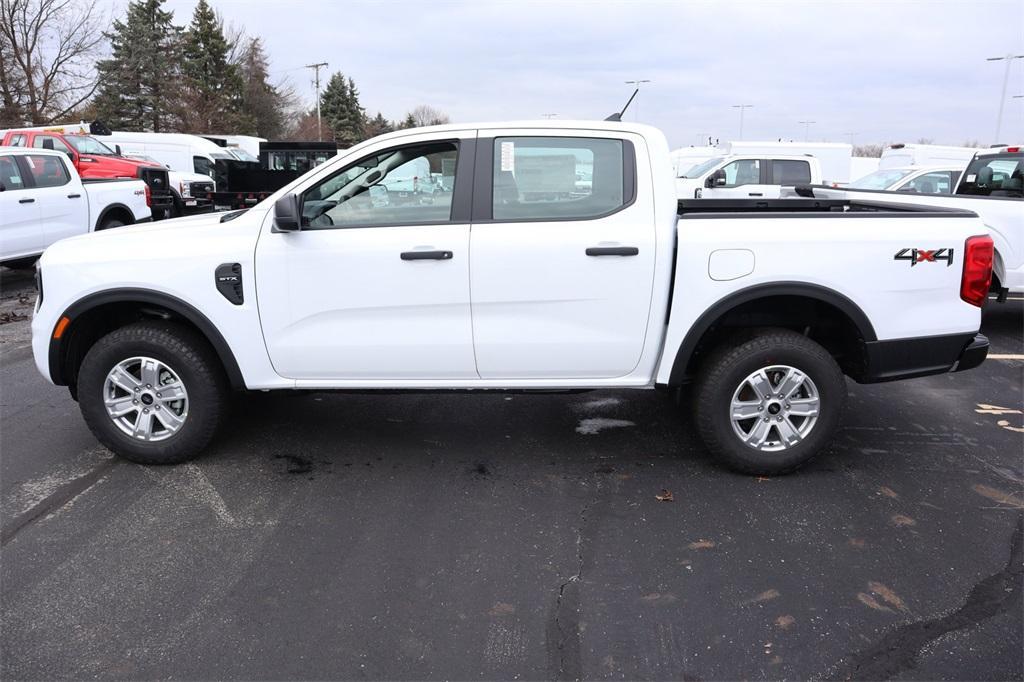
(67, 193), (81, 199)
(748, 192), (763, 197)
(586, 246), (639, 257)
(400, 250), (453, 261)
(18, 198), (34, 204)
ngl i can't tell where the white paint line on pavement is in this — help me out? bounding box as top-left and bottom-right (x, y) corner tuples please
(988, 354), (1024, 360)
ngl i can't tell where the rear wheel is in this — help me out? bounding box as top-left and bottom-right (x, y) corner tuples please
(694, 329), (846, 475)
(98, 217), (125, 230)
(77, 322), (228, 464)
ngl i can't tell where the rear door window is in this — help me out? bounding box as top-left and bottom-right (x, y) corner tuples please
(7, 134), (27, 147)
(771, 159), (812, 184)
(490, 137), (626, 220)
(19, 153), (71, 188)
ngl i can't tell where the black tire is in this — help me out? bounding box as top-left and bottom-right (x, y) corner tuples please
(694, 329), (846, 476)
(97, 217), (125, 230)
(77, 321), (228, 465)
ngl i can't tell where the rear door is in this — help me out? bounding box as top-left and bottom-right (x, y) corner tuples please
(18, 153), (85, 243)
(468, 131), (656, 379)
(0, 154), (43, 260)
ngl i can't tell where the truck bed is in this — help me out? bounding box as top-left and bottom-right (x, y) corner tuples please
(678, 197), (976, 217)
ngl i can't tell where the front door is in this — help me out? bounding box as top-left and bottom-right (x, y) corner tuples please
(18, 153), (85, 243)
(468, 133), (657, 379)
(255, 134), (479, 381)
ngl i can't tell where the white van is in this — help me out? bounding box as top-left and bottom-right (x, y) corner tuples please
(202, 134), (266, 160)
(878, 144), (981, 170)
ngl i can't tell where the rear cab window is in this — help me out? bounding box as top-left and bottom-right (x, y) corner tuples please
(489, 136), (630, 221)
(7, 134), (27, 147)
(957, 153), (1023, 197)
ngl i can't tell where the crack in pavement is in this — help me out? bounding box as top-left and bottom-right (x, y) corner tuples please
(550, 496), (592, 681)
(832, 515), (1023, 680)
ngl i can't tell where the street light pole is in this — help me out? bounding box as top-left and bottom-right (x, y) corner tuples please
(987, 54), (1024, 143)
(305, 62), (329, 142)
(732, 104), (753, 139)
(798, 120), (815, 141)
(624, 79), (651, 121)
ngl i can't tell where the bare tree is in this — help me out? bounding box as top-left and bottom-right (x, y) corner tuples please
(853, 143), (884, 158)
(408, 104), (450, 127)
(0, 0), (105, 125)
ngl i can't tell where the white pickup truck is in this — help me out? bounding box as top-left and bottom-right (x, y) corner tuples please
(31, 121), (993, 475)
(676, 154), (824, 199)
(1, 147), (151, 266)
(788, 146), (1022, 296)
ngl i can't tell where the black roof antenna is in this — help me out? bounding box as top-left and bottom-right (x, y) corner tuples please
(604, 88), (639, 122)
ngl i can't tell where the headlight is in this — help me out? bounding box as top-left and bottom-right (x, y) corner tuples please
(180, 181), (191, 198)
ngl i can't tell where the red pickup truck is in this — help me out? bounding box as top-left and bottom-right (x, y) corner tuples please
(2, 129), (174, 218)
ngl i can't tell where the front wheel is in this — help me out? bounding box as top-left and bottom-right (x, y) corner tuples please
(77, 322), (228, 464)
(694, 329), (846, 475)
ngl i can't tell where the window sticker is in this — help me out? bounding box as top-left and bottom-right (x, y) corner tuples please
(500, 141), (515, 172)
(965, 174), (976, 182)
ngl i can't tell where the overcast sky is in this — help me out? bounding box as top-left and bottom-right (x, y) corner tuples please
(118, 0), (1023, 148)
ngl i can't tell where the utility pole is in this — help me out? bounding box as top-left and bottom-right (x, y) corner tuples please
(987, 53), (1024, 143)
(732, 104), (753, 139)
(305, 62), (329, 142)
(625, 79), (651, 121)
(798, 120), (816, 141)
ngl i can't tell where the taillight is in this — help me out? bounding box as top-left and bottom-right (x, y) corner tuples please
(960, 235), (994, 307)
(145, 184), (152, 207)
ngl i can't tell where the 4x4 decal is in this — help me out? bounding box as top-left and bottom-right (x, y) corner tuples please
(893, 248), (954, 267)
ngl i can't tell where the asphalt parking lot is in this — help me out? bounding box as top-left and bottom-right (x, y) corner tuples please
(1, 266), (1021, 681)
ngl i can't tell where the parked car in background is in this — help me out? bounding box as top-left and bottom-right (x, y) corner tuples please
(725, 141), (853, 184)
(849, 166), (964, 194)
(0, 147), (150, 266)
(670, 145), (718, 178)
(787, 145), (1022, 297)
(1, 128), (173, 218)
(849, 156), (881, 182)
(121, 154), (215, 217)
(32, 120), (992, 477)
(878, 143), (981, 170)
(676, 153), (825, 198)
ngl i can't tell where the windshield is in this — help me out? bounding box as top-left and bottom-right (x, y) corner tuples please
(680, 157), (725, 179)
(849, 169), (914, 190)
(957, 153), (1023, 197)
(65, 135), (116, 156)
(228, 148), (258, 162)
(211, 151), (233, 161)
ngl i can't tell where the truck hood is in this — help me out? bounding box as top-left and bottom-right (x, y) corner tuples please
(41, 209), (265, 270)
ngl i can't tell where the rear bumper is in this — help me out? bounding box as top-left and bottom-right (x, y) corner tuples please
(859, 332), (988, 383)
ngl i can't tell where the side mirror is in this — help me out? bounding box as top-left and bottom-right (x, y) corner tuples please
(706, 169), (726, 188)
(65, 149), (75, 160)
(115, 144), (122, 156)
(273, 193), (302, 232)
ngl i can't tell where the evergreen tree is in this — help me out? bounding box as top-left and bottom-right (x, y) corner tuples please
(363, 111), (393, 139)
(93, 0), (181, 131)
(237, 37), (287, 138)
(399, 112), (417, 129)
(319, 71), (365, 146)
(178, 0), (245, 132)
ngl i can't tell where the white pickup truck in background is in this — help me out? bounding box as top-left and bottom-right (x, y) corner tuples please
(31, 121), (993, 476)
(789, 145), (1022, 296)
(848, 165), (964, 194)
(1, 147), (151, 266)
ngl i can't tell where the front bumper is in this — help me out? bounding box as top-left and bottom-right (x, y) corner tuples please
(859, 333), (989, 383)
